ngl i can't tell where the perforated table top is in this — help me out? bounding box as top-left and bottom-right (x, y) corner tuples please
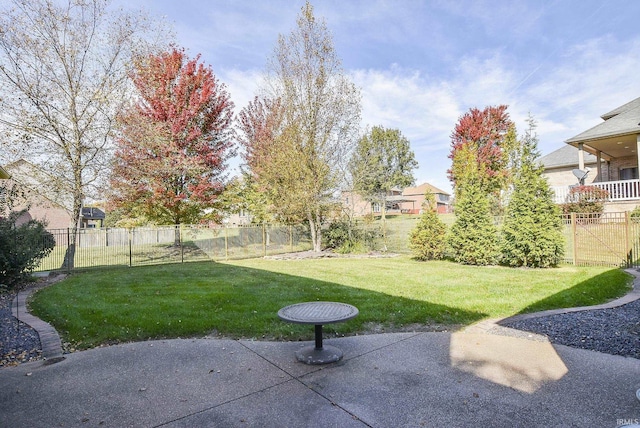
(277, 301), (359, 325)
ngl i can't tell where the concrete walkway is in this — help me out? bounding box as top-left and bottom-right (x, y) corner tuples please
(1, 330), (639, 427)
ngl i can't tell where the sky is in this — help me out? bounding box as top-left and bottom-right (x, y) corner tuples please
(116, 0), (640, 194)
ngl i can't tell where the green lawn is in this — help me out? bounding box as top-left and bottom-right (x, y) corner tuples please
(29, 256), (632, 350)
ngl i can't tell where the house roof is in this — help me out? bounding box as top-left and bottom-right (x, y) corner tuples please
(565, 96), (640, 144)
(403, 182), (450, 197)
(540, 145), (597, 169)
(81, 207), (105, 220)
(0, 166), (10, 179)
(5, 159), (73, 212)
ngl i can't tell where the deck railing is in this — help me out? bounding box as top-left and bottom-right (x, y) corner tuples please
(552, 179), (640, 204)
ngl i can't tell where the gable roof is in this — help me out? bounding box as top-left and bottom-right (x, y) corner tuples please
(402, 182), (450, 197)
(81, 207), (105, 220)
(540, 145), (597, 169)
(565, 96), (640, 143)
(5, 159), (73, 212)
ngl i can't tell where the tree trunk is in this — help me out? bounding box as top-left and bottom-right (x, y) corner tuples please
(174, 225), (181, 247)
(307, 210), (322, 252)
(62, 196), (83, 270)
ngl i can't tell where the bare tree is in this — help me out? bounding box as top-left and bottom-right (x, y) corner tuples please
(250, 1), (361, 252)
(0, 0), (170, 267)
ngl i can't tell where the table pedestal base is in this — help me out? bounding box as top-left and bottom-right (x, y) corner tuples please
(295, 345), (343, 365)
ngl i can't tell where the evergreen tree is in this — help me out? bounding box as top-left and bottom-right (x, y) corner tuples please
(448, 145), (500, 265)
(409, 193), (447, 260)
(501, 117), (564, 267)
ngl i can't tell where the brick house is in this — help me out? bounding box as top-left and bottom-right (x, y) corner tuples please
(3, 159), (74, 229)
(342, 183), (451, 217)
(544, 96), (640, 212)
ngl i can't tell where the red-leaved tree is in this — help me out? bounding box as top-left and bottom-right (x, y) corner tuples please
(236, 96), (284, 179)
(447, 105), (513, 194)
(110, 48), (234, 230)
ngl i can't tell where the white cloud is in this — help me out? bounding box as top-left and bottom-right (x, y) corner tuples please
(347, 32), (640, 193)
(217, 68), (264, 116)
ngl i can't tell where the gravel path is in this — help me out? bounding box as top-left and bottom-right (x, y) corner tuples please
(502, 297), (640, 359)
(0, 289), (42, 367)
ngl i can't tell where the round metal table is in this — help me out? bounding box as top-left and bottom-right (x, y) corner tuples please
(278, 301), (359, 365)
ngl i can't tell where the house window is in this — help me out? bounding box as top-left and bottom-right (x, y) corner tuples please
(372, 202), (380, 213)
(620, 167), (638, 180)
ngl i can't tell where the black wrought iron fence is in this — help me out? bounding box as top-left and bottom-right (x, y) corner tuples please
(35, 224), (312, 272)
(348, 213), (640, 268)
(33, 213), (640, 272)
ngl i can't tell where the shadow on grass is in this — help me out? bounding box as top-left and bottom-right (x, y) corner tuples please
(30, 261), (487, 349)
(506, 268), (632, 316)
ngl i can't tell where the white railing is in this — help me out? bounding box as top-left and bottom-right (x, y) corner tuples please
(551, 179), (640, 204)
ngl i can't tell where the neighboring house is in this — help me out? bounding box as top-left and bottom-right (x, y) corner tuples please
(224, 209), (253, 226)
(4, 159), (74, 229)
(81, 207), (105, 228)
(540, 145), (600, 188)
(342, 183), (451, 217)
(549, 96), (640, 211)
(401, 183), (452, 214)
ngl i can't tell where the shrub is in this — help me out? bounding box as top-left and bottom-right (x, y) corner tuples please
(408, 210), (447, 260)
(325, 218), (381, 253)
(630, 206), (640, 222)
(561, 185), (608, 216)
(0, 211), (55, 287)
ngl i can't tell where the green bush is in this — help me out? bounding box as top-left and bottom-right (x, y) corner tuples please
(325, 219), (381, 253)
(561, 185), (608, 215)
(0, 211), (55, 287)
(409, 210), (447, 260)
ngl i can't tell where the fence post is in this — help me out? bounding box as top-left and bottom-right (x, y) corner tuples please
(66, 228), (71, 273)
(262, 224), (267, 257)
(180, 225), (184, 263)
(571, 213), (577, 266)
(625, 211), (632, 268)
(129, 228), (133, 267)
(289, 225), (293, 252)
(224, 226), (228, 260)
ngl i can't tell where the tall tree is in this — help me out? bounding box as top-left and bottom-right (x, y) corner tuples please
(240, 1), (361, 251)
(349, 126), (418, 220)
(0, 0), (169, 228)
(447, 105), (514, 195)
(109, 48), (234, 234)
(448, 144), (500, 265)
(501, 116), (564, 267)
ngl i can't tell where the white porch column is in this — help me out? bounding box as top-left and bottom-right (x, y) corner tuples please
(637, 135), (640, 172)
(578, 143), (585, 171)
